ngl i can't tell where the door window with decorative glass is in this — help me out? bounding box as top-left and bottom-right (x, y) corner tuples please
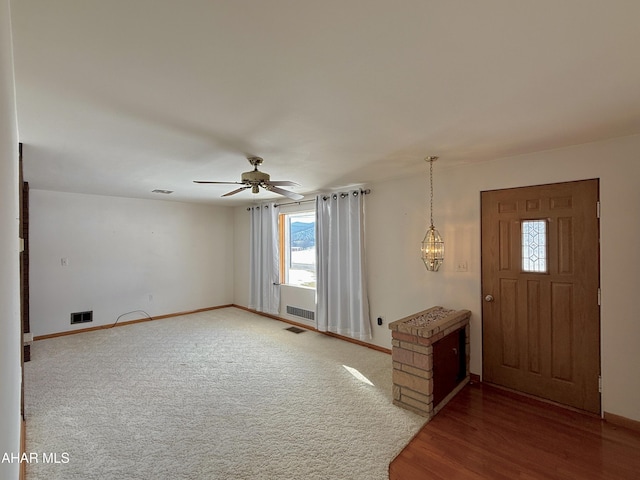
(522, 219), (548, 273)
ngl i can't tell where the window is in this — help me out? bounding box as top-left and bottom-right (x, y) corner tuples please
(522, 219), (548, 273)
(279, 211), (316, 288)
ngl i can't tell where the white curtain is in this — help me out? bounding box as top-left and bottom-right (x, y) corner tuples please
(316, 190), (372, 340)
(248, 203), (280, 315)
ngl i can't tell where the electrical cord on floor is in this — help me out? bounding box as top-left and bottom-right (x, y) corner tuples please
(112, 310), (153, 328)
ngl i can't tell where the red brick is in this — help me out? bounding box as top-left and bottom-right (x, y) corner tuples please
(392, 331), (417, 343)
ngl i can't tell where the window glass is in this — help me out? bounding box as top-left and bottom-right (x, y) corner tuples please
(522, 219), (547, 273)
(280, 211), (316, 288)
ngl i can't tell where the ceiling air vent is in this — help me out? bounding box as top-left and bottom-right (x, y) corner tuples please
(152, 189), (174, 194)
(70, 310), (93, 324)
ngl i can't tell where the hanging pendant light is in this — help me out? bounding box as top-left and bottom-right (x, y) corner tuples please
(421, 156), (444, 271)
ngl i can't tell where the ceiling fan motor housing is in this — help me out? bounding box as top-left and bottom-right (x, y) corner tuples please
(241, 169), (270, 184)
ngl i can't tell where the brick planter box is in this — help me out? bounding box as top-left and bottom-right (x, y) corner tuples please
(388, 306), (471, 420)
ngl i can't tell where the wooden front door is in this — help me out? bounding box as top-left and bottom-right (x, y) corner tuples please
(481, 179), (600, 413)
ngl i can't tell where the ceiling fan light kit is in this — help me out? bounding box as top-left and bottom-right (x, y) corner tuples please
(194, 156), (304, 201)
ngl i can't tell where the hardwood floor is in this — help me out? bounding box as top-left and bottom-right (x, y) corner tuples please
(389, 382), (640, 479)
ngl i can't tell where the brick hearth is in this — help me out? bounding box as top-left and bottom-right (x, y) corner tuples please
(389, 306), (471, 420)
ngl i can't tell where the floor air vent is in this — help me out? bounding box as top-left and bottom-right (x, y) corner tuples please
(70, 310), (93, 324)
(286, 305), (315, 321)
(285, 326), (306, 334)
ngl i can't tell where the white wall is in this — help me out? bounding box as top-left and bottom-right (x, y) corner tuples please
(366, 134), (640, 421)
(233, 134), (640, 422)
(30, 190), (235, 336)
(233, 205), (251, 308)
(0, 0), (22, 477)
(233, 201), (317, 328)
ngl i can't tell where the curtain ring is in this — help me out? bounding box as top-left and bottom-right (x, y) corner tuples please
(352, 191), (359, 197)
(332, 194), (338, 200)
(340, 192), (347, 198)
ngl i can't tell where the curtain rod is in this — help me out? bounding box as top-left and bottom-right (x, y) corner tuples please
(247, 188), (371, 210)
(274, 199), (315, 208)
(319, 188), (371, 203)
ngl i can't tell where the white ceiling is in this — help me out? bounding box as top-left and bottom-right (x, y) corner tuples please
(11, 1), (640, 205)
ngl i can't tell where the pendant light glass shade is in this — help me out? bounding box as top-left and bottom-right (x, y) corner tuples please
(422, 225), (444, 271)
(421, 156), (444, 271)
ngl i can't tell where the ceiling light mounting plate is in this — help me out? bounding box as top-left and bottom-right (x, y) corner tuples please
(247, 156), (264, 168)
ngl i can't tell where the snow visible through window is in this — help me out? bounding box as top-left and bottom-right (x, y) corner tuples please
(282, 211), (316, 288)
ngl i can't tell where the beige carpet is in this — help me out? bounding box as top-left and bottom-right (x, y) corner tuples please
(24, 307), (425, 479)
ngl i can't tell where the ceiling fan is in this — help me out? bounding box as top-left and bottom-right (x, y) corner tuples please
(194, 156), (304, 201)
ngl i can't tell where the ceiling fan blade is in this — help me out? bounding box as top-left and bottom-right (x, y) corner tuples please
(222, 186), (251, 197)
(193, 180), (244, 185)
(266, 185), (304, 201)
(266, 180), (300, 187)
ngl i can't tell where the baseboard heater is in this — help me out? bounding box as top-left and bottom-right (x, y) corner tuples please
(286, 305), (315, 321)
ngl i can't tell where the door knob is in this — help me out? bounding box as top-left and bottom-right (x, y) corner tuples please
(484, 294), (494, 302)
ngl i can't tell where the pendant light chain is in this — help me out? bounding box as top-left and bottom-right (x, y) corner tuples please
(429, 158), (434, 228)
